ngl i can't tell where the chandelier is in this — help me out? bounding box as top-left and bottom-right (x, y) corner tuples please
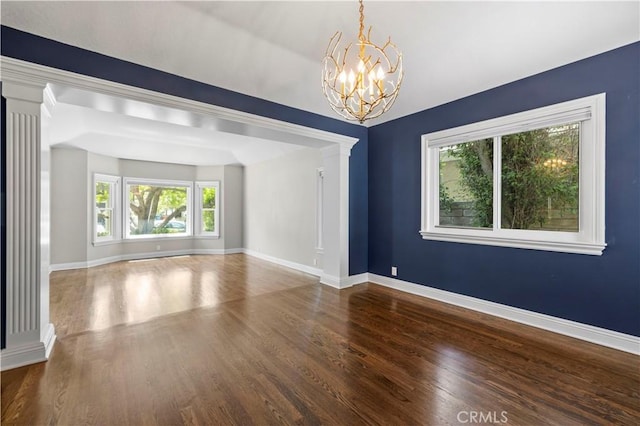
(322, 0), (404, 124)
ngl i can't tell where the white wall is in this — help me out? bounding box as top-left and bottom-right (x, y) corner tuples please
(244, 148), (321, 268)
(193, 164), (243, 251)
(223, 165), (243, 250)
(50, 147), (88, 264)
(50, 149), (244, 268)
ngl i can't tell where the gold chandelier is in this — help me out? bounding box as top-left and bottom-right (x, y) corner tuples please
(322, 0), (404, 124)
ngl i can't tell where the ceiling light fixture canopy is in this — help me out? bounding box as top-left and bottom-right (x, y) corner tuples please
(322, 0), (404, 124)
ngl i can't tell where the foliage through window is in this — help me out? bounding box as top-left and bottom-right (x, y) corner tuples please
(94, 174), (119, 242)
(125, 179), (192, 238)
(422, 94), (605, 255)
(439, 124), (579, 232)
(196, 181), (220, 236)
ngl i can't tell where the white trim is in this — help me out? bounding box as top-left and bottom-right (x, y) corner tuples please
(243, 249), (322, 277)
(368, 273), (640, 355)
(42, 323), (56, 359)
(319, 272), (368, 289)
(339, 273), (369, 288)
(0, 324), (58, 372)
(195, 181), (221, 237)
(192, 248), (243, 255)
(51, 249), (195, 271)
(319, 273), (342, 288)
(426, 102), (592, 148)
(421, 93), (606, 255)
(49, 248), (277, 271)
(0, 56), (359, 150)
(1, 342), (47, 371)
(93, 173), (121, 244)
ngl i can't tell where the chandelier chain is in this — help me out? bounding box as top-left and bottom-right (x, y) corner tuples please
(359, 0), (365, 41)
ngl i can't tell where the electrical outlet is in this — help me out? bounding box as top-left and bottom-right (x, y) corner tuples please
(156, 245), (161, 251)
(391, 266), (398, 276)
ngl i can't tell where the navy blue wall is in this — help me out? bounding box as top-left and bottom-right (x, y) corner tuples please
(369, 42), (640, 336)
(0, 25), (369, 276)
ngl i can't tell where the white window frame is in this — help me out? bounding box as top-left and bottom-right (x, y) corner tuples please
(421, 93), (606, 255)
(124, 177), (193, 240)
(195, 181), (221, 238)
(93, 173), (121, 245)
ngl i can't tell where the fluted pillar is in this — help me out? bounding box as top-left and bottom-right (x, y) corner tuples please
(1, 80), (56, 370)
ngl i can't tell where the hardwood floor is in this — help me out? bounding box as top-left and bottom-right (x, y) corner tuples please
(2, 254), (639, 425)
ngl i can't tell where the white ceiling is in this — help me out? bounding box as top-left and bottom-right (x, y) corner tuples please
(2, 1), (639, 165)
(48, 86), (309, 166)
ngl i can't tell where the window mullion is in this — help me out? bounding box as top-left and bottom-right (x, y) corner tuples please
(493, 135), (501, 232)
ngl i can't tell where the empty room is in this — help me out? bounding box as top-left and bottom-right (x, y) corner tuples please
(1, 1), (639, 425)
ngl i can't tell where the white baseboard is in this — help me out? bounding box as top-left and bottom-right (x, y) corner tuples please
(241, 250), (367, 290)
(192, 248), (243, 255)
(319, 273), (362, 289)
(319, 273), (341, 288)
(1, 339), (49, 371)
(368, 273), (640, 355)
(243, 249), (322, 277)
(50, 248), (243, 271)
(42, 323), (57, 359)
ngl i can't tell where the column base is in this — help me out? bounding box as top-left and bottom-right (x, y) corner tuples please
(0, 324), (56, 371)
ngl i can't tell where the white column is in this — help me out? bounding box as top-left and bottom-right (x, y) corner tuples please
(320, 143), (351, 288)
(1, 80), (56, 370)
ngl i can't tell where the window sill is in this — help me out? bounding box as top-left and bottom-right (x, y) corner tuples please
(193, 235), (220, 240)
(93, 239), (121, 247)
(419, 230), (606, 256)
(123, 235), (193, 243)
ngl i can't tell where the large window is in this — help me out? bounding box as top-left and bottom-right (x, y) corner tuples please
(94, 174), (120, 243)
(421, 94), (606, 255)
(195, 181), (220, 237)
(124, 178), (192, 239)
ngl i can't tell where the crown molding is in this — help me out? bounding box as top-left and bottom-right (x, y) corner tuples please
(0, 56), (359, 149)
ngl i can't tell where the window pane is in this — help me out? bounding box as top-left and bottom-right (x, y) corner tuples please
(202, 187), (216, 209)
(97, 209), (111, 237)
(96, 182), (111, 237)
(439, 139), (493, 228)
(129, 185), (188, 235)
(202, 210), (215, 233)
(501, 123), (579, 232)
(96, 182), (111, 208)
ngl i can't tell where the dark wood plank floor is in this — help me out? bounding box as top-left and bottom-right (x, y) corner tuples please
(2, 254), (639, 425)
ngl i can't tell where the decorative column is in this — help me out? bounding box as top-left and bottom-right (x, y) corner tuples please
(320, 143), (352, 288)
(1, 80), (56, 370)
